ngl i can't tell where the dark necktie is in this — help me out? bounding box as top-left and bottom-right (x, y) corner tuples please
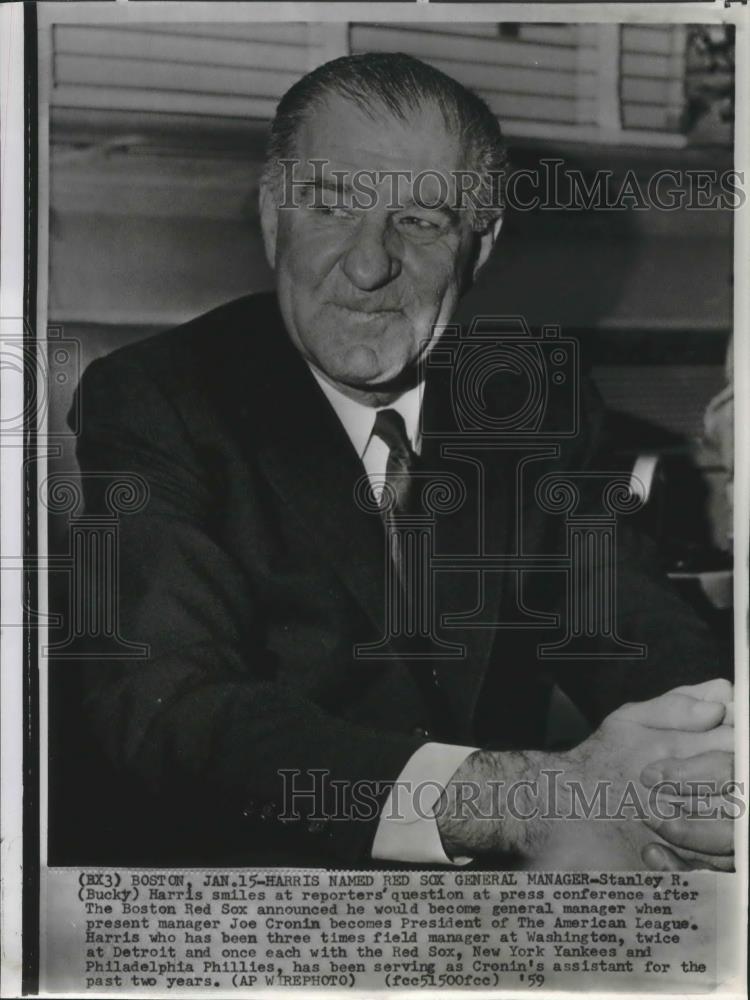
(372, 408), (416, 517)
(372, 410), (422, 633)
(372, 406), (419, 629)
(371, 410), (453, 739)
(372, 408), (417, 587)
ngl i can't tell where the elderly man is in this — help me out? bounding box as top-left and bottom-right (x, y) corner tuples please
(68, 53), (733, 870)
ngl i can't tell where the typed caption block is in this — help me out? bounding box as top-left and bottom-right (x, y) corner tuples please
(44, 868), (718, 993)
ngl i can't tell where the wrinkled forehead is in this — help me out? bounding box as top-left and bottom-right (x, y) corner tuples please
(292, 92), (465, 180)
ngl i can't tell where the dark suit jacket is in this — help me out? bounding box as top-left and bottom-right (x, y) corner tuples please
(49, 293), (727, 867)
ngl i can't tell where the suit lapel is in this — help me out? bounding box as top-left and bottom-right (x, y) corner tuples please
(229, 298), (390, 641)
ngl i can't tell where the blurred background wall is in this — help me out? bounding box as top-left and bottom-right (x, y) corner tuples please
(45, 19), (735, 558)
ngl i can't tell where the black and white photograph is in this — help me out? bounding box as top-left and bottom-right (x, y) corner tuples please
(0, 2), (747, 997)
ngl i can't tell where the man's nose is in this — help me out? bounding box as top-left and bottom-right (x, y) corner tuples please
(340, 215), (402, 291)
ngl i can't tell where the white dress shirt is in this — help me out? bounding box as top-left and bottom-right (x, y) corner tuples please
(310, 367), (477, 865)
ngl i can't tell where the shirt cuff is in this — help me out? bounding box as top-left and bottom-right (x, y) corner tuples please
(371, 742), (478, 866)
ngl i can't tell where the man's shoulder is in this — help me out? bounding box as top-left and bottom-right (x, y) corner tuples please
(78, 292), (289, 429)
(94, 291), (282, 379)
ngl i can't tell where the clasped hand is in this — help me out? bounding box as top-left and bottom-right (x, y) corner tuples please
(548, 679), (735, 871)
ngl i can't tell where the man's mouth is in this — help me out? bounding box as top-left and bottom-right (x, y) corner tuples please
(331, 302), (402, 318)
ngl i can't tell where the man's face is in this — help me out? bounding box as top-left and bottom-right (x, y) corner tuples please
(261, 94), (493, 395)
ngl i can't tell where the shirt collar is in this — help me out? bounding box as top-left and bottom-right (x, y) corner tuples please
(310, 366), (424, 459)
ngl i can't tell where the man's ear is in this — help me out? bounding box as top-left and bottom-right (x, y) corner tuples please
(259, 182), (278, 270)
(472, 215), (503, 279)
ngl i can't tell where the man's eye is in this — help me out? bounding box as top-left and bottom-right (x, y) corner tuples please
(398, 215), (442, 231)
(309, 204), (354, 219)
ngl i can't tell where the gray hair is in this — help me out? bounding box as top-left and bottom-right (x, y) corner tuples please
(261, 52), (507, 232)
